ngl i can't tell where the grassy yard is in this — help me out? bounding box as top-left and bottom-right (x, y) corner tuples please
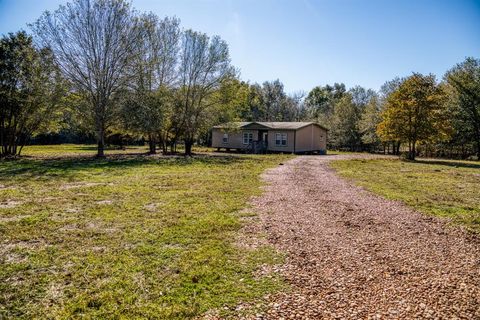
(20, 144), (216, 158)
(0, 145), (291, 319)
(21, 144), (149, 157)
(331, 158), (480, 231)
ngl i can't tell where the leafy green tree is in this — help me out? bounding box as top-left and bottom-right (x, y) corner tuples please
(176, 30), (233, 155)
(245, 83), (264, 121)
(261, 79), (294, 121)
(234, 81), (302, 122)
(445, 57), (480, 159)
(379, 77), (404, 103)
(121, 87), (172, 153)
(0, 31), (64, 157)
(289, 91), (307, 121)
(358, 95), (381, 150)
(377, 73), (448, 160)
(212, 78), (250, 123)
(378, 77), (404, 154)
(349, 85), (376, 110)
(304, 83), (347, 127)
(33, 0), (141, 157)
(329, 94), (361, 150)
(121, 14), (180, 154)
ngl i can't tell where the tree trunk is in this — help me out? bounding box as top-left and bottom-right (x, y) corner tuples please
(159, 134), (167, 154)
(148, 134), (156, 154)
(476, 134), (480, 160)
(184, 139), (193, 156)
(160, 140), (167, 154)
(407, 141), (416, 160)
(18, 144), (25, 156)
(96, 127), (105, 158)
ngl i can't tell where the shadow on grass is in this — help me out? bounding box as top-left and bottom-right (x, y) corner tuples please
(73, 145), (145, 151)
(0, 153), (249, 181)
(415, 159), (480, 170)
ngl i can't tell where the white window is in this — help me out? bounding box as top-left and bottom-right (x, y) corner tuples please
(275, 133), (287, 146)
(222, 133), (228, 143)
(243, 132), (253, 144)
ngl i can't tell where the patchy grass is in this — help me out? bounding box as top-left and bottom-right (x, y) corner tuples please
(21, 144), (149, 157)
(21, 144), (217, 158)
(0, 145), (291, 319)
(327, 150), (363, 155)
(331, 158), (480, 232)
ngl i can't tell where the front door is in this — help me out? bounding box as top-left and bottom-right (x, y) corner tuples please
(258, 130), (268, 142)
(258, 130), (268, 151)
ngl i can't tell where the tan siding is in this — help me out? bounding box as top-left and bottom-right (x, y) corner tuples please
(212, 128), (258, 149)
(267, 131), (295, 152)
(213, 124), (327, 153)
(295, 124), (327, 152)
(317, 125), (327, 150)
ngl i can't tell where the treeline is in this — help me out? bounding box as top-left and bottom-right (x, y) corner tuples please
(301, 66), (480, 160)
(1, 0), (479, 159)
(192, 67), (480, 161)
(2, 0), (236, 157)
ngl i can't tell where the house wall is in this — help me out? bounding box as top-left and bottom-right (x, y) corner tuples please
(267, 130), (295, 152)
(295, 124), (327, 152)
(212, 128), (258, 149)
(212, 124), (328, 153)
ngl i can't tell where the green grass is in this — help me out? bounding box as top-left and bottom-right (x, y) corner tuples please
(21, 144), (217, 158)
(331, 158), (480, 231)
(1, 145), (291, 319)
(21, 144), (150, 157)
(326, 150), (364, 155)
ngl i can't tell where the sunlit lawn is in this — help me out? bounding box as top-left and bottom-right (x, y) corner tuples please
(0, 145), (291, 319)
(331, 158), (480, 231)
(21, 144), (149, 157)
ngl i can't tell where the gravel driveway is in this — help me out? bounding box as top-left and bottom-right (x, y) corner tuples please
(251, 155), (479, 319)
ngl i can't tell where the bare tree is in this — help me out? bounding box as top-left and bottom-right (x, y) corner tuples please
(32, 0), (140, 157)
(176, 30), (233, 155)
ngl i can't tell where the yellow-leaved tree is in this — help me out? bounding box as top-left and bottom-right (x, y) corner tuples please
(377, 73), (450, 160)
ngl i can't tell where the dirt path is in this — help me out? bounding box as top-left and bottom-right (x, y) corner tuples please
(252, 155), (479, 319)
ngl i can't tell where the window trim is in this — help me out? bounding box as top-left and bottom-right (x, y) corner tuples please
(275, 132), (288, 147)
(243, 132), (253, 145)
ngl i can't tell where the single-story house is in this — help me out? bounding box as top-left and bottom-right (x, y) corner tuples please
(211, 122), (328, 154)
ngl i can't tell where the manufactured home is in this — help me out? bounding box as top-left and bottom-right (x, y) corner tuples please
(211, 122), (328, 154)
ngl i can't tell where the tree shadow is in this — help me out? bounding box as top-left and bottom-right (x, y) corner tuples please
(73, 145), (144, 151)
(415, 159), (480, 170)
(0, 153), (248, 181)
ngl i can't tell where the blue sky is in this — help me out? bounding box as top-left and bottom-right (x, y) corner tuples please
(1, 0), (479, 93)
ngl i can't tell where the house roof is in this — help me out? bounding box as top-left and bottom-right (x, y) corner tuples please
(213, 121), (328, 131)
(213, 122), (251, 129)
